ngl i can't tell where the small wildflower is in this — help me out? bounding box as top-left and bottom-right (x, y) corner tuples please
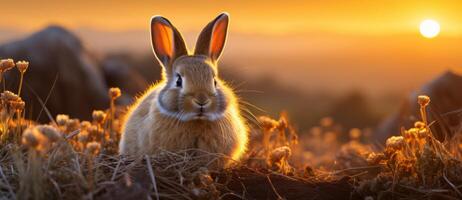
(22, 127), (48, 151)
(86, 142), (101, 155)
(320, 117), (333, 127)
(80, 121), (92, 130)
(36, 125), (61, 142)
(88, 125), (99, 135)
(386, 136), (405, 151)
(9, 100), (25, 111)
(367, 152), (385, 165)
(92, 110), (106, 124)
(417, 128), (428, 139)
(66, 119), (80, 132)
(1, 91), (21, 102)
(16, 61), (29, 73)
(0, 59), (15, 71)
(109, 87), (121, 99)
(56, 114), (69, 126)
(277, 113), (289, 129)
(258, 116), (278, 131)
(22, 128), (40, 148)
(404, 129), (417, 141)
(418, 95), (430, 107)
(414, 121), (425, 129)
(349, 128), (362, 140)
(269, 146), (292, 164)
(78, 131), (89, 142)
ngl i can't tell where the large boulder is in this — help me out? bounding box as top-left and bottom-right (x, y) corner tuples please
(0, 26), (109, 121)
(376, 70), (462, 143)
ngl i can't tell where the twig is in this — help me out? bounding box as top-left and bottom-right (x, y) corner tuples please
(65, 130), (81, 140)
(0, 165), (15, 200)
(145, 155), (160, 200)
(331, 165), (381, 175)
(266, 175), (284, 200)
(111, 159), (122, 181)
(443, 172), (462, 197)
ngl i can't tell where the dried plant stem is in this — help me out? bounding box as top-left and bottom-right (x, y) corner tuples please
(0, 165), (15, 200)
(87, 154), (95, 192)
(266, 175), (283, 200)
(443, 172), (462, 197)
(18, 73), (24, 96)
(145, 155), (160, 200)
(420, 105), (428, 126)
(109, 98), (115, 138)
(1, 72), (5, 92)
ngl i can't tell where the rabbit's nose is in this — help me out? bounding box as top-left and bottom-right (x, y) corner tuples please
(193, 93), (211, 107)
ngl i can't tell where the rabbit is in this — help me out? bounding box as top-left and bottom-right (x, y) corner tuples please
(119, 13), (248, 166)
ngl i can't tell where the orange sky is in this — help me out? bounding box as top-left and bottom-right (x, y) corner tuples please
(1, 0), (461, 96)
(2, 0), (462, 36)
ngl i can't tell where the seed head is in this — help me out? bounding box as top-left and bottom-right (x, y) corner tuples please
(56, 114), (69, 126)
(78, 130), (89, 142)
(1, 91), (21, 102)
(16, 60), (29, 73)
(418, 95), (430, 107)
(109, 87), (121, 100)
(0, 59), (15, 71)
(349, 128), (362, 140)
(320, 117), (333, 127)
(404, 129), (417, 141)
(22, 127), (47, 150)
(36, 125), (61, 142)
(417, 129), (428, 139)
(277, 113), (289, 129)
(386, 136), (405, 151)
(269, 146), (292, 163)
(80, 121), (92, 130)
(258, 116), (278, 131)
(87, 125), (99, 135)
(92, 110), (106, 124)
(22, 128), (40, 148)
(66, 119), (80, 132)
(367, 152), (385, 165)
(414, 121), (425, 129)
(9, 100), (25, 111)
(86, 142), (101, 155)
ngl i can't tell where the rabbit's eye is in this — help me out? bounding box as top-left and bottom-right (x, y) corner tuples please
(214, 79), (217, 87)
(176, 74), (182, 88)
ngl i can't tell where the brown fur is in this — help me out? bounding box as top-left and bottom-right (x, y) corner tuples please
(119, 13), (248, 166)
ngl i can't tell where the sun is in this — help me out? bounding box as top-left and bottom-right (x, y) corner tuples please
(419, 19), (440, 38)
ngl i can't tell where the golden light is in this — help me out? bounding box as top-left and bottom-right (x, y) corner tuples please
(419, 19), (440, 38)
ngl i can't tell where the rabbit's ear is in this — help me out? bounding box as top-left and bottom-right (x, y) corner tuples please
(151, 16), (188, 71)
(194, 13), (229, 62)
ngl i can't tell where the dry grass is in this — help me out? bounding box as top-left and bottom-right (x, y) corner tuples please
(0, 58), (461, 199)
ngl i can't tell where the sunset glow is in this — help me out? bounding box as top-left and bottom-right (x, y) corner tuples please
(420, 19), (440, 38)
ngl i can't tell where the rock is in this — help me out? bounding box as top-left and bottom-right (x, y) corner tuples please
(0, 26), (109, 121)
(101, 55), (149, 105)
(376, 71), (462, 143)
